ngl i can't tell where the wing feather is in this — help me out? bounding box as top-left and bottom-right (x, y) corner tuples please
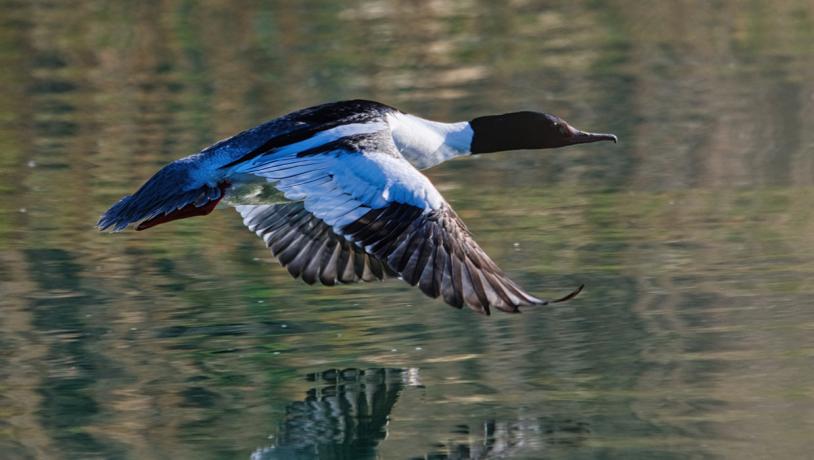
(233, 131), (569, 313)
(236, 203), (392, 285)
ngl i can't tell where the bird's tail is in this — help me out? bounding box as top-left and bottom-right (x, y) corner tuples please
(97, 161), (228, 231)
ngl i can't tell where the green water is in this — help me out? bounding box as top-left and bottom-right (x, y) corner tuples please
(2, 1), (814, 459)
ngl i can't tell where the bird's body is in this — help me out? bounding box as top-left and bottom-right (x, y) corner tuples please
(98, 100), (616, 314)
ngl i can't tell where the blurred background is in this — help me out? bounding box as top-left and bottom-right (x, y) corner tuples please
(1, 0), (814, 458)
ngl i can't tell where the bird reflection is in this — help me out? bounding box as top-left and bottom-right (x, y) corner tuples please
(251, 368), (590, 460)
(419, 417), (591, 460)
(251, 368), (420, 460)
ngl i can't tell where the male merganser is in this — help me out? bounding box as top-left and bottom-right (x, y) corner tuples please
(98, 100), (616, 315)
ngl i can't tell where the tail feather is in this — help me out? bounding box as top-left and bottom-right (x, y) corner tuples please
(97, 161), (223, 231)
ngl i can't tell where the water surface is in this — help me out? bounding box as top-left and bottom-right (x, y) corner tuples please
(1, 1), (814, 459)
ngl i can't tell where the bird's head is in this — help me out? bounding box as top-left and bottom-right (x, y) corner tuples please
(469, 111), (617, 154)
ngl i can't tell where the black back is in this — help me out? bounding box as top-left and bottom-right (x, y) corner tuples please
(220, 99), (398, 168)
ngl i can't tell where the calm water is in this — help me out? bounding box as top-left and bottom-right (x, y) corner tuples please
(2, 1), (814, 459)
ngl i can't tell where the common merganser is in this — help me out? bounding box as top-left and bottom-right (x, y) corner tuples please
(97, 100), (616, 315)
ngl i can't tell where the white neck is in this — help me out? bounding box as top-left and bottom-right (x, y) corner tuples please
(386, 112), (473, 170)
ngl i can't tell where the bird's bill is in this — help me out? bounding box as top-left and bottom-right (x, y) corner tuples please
(568, 127), (618, 144)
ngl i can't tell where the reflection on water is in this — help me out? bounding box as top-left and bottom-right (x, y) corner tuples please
(252, 368), (592, 460)
(2, 0), (814, 458)
(253, 368), (417, 460)
(420, 417), (591, 460)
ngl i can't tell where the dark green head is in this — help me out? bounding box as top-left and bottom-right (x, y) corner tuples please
(469, 111), (617, 154)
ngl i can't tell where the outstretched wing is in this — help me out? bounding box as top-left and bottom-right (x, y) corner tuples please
(237, 202), (394, 285)
(232, 131), (554, 314)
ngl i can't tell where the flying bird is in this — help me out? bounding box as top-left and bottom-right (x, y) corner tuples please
(97, 100), (616, 315)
